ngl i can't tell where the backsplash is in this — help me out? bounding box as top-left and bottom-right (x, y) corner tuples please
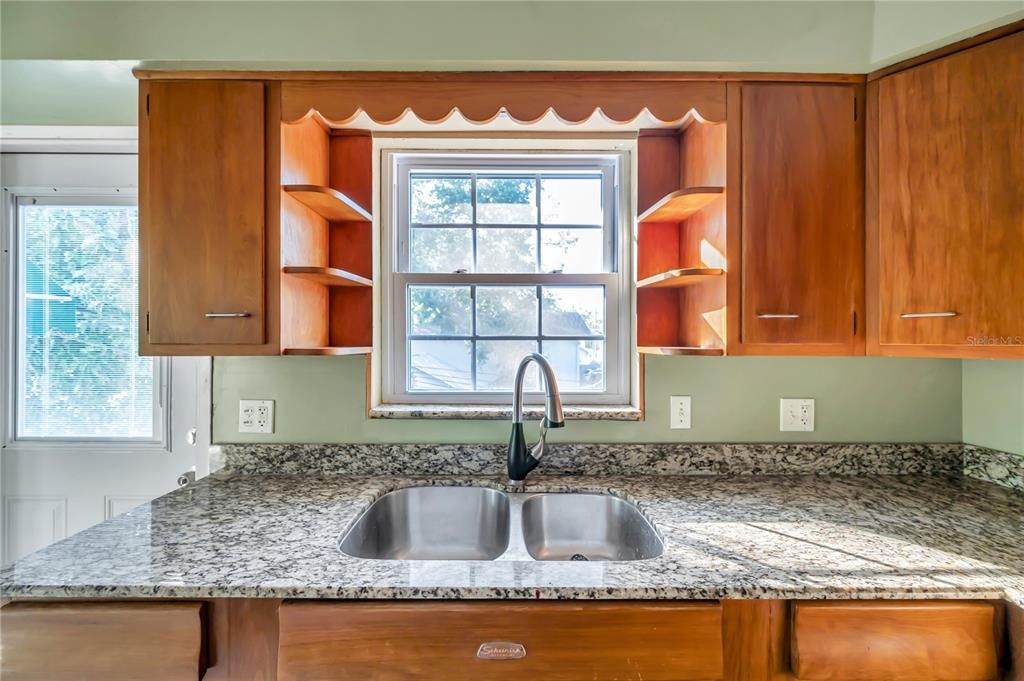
(212, 442), (962, 477)
(964, 444), (1024, 493)
(212, 355), (962, 444)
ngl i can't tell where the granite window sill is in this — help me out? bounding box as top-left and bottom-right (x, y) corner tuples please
(369, 404), (643, 421)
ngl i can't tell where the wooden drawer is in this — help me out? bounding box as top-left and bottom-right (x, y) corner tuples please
(278, 600), (724, 681)
(791, 601), (1000, 680)
(0, 601), (207, 681)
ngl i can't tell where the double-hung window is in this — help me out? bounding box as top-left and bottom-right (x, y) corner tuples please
(382, 151), (631, 406)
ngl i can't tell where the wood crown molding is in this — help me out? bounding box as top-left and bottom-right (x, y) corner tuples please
(132, 71), (868, 127)
(133, 69), (865, 83)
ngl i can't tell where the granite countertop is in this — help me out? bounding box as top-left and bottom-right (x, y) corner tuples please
(2, 472), (1023, 605)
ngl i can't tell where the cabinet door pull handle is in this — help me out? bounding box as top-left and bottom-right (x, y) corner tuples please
(205, 312), (252, 318)
(899, 312), (958, 319)
(757, 313), (800, 319)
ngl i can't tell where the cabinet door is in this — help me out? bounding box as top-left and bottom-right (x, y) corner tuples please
(1, 601), (207, 681)
(277, 601), (723, 681)
(737, 83), (863, 353)
(142, 80), (266, 348)
(791, 601), (1000, 681)
(875, 32), (1024, 352)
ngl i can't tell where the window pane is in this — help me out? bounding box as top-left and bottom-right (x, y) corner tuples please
(540, 228), (604, 273)
(18, 203), (153, 438)
(543, 340), (605, 391)
(476, 177), (536, 224)
(541, 176), (603, 225)
(410, 286), (472, 336)
(542, 287), (605, 336)
(409, 227), (473, 273)
(477, 340), (539, 391)
(476, 286), (538, 336)
(411, 176), (472, 224)
(477, 228), (537, 273)
(410, 340), (472, 391)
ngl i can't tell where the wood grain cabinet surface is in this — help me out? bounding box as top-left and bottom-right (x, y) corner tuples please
(791, 600), (1001, 681)
(140, 79), (268, 353)
(870, 30), (1024, 357)
(730, 82), (864, 355)
(0, 601), (207, 681)
(277, 600), (725, 681)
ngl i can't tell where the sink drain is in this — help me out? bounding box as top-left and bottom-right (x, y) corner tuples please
(570, 553), (589, 561)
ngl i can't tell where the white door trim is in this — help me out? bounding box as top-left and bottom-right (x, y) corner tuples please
(0, 126), (138, 154)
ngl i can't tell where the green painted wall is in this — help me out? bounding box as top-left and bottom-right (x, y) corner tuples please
(3, 0), (1016, 451)
(2, 1), (874, 67)
(962, 360), (1024, 456)
(870, 1), (1024, 66)
(212, 356), (962, 444)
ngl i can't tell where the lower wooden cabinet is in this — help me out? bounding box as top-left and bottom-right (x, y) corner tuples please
(2, 598), (1016, 681)
(0, 601), (207, 681)
(791, 601), (1001, 681)
(277, 601), (724, 681)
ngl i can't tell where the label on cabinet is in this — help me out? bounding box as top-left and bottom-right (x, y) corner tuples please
(476, 642), (527, 660)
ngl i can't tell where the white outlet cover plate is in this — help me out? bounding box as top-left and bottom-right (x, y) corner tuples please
(670, 395), (692, 429)
(779, 398), (815, 432)
(239, 399), (275, 434)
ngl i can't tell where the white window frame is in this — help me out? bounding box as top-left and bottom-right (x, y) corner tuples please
(380, 147), (633, 406)
(1, 187), (170, 452)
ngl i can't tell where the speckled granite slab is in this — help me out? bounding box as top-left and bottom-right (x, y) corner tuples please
(212, 442), (963, 477)
(964, 444), (1024, 493)
(3, 473), (1022, 603)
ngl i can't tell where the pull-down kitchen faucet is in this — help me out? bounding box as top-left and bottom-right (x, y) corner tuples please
(507, 353), (564, 484)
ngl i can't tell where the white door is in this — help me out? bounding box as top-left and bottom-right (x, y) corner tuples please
(0, 149), (212, 565)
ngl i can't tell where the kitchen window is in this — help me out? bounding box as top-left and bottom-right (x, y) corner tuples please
(381, 151), (632, 406)
(4, 195), (164, 443)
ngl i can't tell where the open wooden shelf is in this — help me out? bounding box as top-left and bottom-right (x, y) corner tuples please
(283, 266), (372, 287)
(282, 346), (372, 356)
(283, 184), (372, 223)
(637, 268), (724, 289)
(638, 346), (725, 356)
(638, 186), (724, 223)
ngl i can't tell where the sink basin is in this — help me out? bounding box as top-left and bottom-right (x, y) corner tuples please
(339, 487), (510, 560)
(521, 493), (663, 561)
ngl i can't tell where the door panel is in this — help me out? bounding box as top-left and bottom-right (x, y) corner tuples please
(877, 32), (1024, 348)
(144, 80), (266, 346)
(740, 83), (862, 350)
(1, 152), (212, 566)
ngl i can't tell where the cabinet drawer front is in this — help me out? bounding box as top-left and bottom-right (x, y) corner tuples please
(278, 601), (723, 681)
(0, 601), (207, 681)
(791, 601), (999, 681)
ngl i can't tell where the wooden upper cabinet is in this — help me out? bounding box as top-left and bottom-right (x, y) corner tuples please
(140, 80), (268, 352)
(871, 31), (1024, 357)
(730, 83), (864, 354)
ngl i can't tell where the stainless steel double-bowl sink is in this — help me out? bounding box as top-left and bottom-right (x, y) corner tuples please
(339, 486), (663, 562)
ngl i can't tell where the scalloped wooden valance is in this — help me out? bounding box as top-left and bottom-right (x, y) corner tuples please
(280, 74), (727, 125)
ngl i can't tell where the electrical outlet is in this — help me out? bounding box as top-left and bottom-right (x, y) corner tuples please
(239, 399), (274, 434)
(780, 398), (814, 432)
(670, 395), (692, 429)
